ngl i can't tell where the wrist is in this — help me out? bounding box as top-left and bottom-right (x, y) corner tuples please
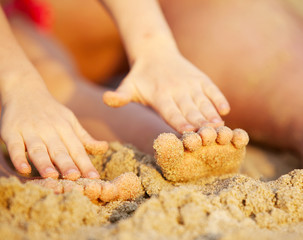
(102, 0), (179, 65)
(0, 68), (49, 105)
(128, 33), (179, 65)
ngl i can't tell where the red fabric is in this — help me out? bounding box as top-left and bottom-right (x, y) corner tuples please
(3, 0), (52, 30)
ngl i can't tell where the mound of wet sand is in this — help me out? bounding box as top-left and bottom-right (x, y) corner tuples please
(1, 142), (303, 240)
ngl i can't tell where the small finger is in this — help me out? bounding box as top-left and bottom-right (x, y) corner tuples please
(156, 97), (195, 133)
(73, 119), (108, 155)
(42, 133), (81, 180)
(202, 82), (230, 115)
(102, 81), (133, 107)
(193, 90), (223, 125)
(58, 124), (100, 179)
(103, 91), (131, 108)
(174, 95), (207, 128)
(4, 134), (31, 174)
(22, 132), (58, 179)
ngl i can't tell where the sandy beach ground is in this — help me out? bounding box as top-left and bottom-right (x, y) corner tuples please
(1, 141), (303, 240)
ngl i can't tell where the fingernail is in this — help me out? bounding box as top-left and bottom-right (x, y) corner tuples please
(219, 103), (230, 114)
(20, 163), (31, 173)
(64, 169), (80, 180)
(87, 171), (99, 179)
(44, 167), (58, 178)
(183, 124), (195, 132)
(20, 163), (29, 169)
(45, 167), (56, 174)
(65, 169), (78, 175)
(198, 119), (208, 126)
(211, 118), (223, 123)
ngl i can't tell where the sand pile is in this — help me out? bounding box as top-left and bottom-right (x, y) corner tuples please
(0, 142), (303, 240)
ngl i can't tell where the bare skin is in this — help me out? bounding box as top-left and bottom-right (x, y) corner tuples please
(50, 0), (303, 159)
(158, 0), (303, 159)
(0, 15), (174, 201)
(0, 15), (177, 201)
(153, 126), (249, 182)
(8, 17), (174, 155)
(100, 0), (230, 133)
(0, 145), (142, 203)
(2, 0), (302, 188)
(0, 7), (110, 180)
(11, 22), (241, 185)
(0, 0), (231, 179)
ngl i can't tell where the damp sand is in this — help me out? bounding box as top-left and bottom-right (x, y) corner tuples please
(0, 142), (302, 240)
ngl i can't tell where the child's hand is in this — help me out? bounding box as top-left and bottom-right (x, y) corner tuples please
(103, 49), (230, 133)
(0, 87), (107, 180)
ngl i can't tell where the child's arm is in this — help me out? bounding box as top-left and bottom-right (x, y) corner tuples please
(101, 0), (230, 133)
(0, 7), (105, 179)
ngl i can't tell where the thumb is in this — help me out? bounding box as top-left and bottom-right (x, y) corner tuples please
(103, 83), (133, 108)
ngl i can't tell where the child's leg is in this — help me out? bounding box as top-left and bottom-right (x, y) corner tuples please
(160, 0), (303, 157)
(8, 17), (250, 182)
(9, 17), (175, 154)
(24, 0), (303, 157)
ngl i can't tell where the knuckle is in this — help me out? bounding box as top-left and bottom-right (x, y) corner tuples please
(199, 104), (218, 117)
(0, 128), (16, 141)
(199, 100), (213, 109)
(155, 97), (171, 110)
(204, 84), (218, 95)
(194, 93), (208, 104)
(52, 147), (69, 159)
(204, 84), (213, 92)
(193, 92), (203, 102)
(166, 110), (179, 122)
(186, 110), (200, 120)
(7, 141), (23, 153)
(203, 108), (218, 117)
(27, 144), (47, 156)
(11, 154), (26, 164)
(71, 148), (87, 160)
(178, 99), (192, 112)
(169, 115), (187, 127)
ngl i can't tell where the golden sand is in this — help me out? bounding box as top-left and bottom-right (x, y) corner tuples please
(0, 142), (303, 240)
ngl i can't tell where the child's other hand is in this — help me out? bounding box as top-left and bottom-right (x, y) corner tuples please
(0, 88), (107, 180)
(103, 49), (230, 133)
